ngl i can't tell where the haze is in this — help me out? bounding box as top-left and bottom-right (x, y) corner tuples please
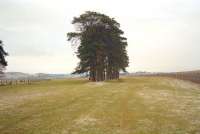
(0, 0), (200, 73)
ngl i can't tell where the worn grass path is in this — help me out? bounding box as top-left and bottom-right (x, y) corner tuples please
(0, 77), (200, 134)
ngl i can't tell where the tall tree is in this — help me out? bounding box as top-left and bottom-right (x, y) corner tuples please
(67, 11), (129, 81)
(0, 40), (8, 74)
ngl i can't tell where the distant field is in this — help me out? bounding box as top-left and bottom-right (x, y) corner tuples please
(0, 77), (200, 134)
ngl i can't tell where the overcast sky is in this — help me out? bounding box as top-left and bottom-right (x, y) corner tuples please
(0, 0), (200, 74)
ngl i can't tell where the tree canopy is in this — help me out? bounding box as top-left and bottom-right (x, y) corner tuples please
(67, 11), (129, 81)
(0, 40), (8, 74)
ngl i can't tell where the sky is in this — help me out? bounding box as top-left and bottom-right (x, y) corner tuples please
(0, 0), (200, 74)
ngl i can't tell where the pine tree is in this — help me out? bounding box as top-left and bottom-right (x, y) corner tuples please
(67, 11), (129, 81)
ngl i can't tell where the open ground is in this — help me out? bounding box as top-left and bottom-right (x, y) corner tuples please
(0, 77), (200, 134)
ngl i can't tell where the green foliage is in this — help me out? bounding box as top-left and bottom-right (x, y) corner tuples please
(0, 40), (8, 73)
(67, 11), (129, 81)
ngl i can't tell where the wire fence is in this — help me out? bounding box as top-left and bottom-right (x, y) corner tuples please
(0, 79), (50, 86)
(157, 72), (200, 84)
(134, 71), (200, 84)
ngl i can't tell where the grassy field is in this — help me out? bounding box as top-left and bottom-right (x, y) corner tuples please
(0, 77), (200, 134)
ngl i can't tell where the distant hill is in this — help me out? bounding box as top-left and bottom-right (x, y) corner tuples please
(0, 72), (73, 80)
(0, 72), (31, 80)
(33, 73), (72, 80)
(1, 70), (199, 83)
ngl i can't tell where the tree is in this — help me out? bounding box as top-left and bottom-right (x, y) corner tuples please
(67, 11), (129, 81)
(0, 40), (8, 74)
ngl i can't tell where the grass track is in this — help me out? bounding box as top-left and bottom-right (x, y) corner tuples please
(0, 77), (200, 134)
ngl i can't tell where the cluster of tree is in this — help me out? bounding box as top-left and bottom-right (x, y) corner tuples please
(0, 40), (8, 74)
(67, 11), (129, 81)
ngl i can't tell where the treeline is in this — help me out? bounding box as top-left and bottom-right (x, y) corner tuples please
(67, 11), (129, 81)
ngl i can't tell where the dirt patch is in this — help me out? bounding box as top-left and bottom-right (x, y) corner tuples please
(75, 115), (98, 126)
(85, 82), (107, 87)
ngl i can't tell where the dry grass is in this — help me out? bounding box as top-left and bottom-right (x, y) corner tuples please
(0, 77), (200, 134)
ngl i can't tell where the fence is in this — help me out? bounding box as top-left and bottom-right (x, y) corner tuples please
(135, 71), (200, 84)
(0, 79), (50, 86)
(159, 72), (200, 84)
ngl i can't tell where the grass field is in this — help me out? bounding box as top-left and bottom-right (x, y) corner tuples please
(0, 77), (200, 134)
